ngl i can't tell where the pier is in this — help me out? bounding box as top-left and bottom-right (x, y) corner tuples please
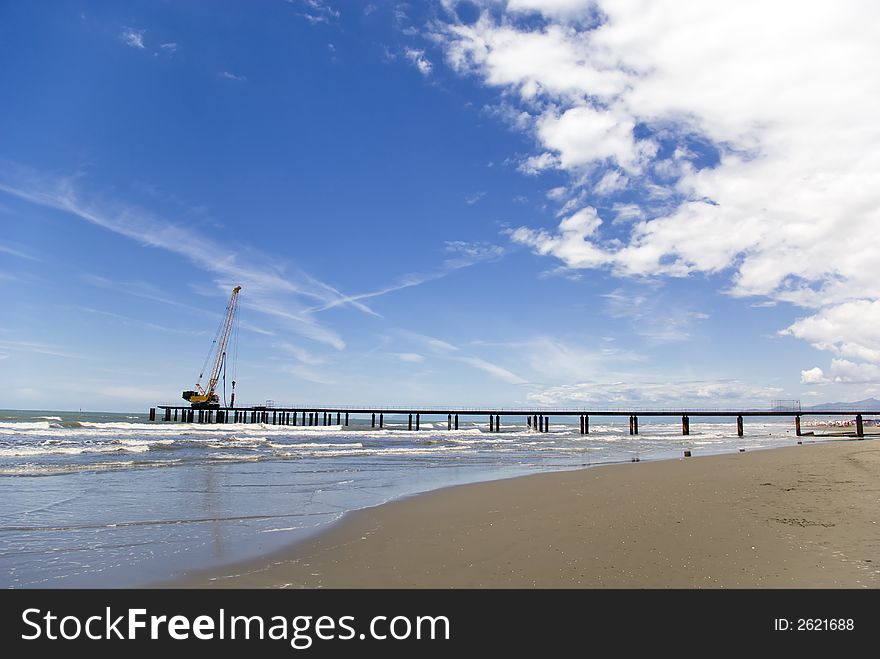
(148, 405), (880, 438)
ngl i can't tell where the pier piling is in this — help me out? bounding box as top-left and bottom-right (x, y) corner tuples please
(371, 412), (375, 428)
(416, 413), (420, 431)
(585, 414), (589, 434)
(489, 415), (494, 432)
(149, 408), (156, 421)
(856, 414), (864, 438)
(408, 414), (412, 431)
(794, 415), (800, 436)
(454, 414), (458, 430)
(682, 415), (690, 436)
(163, 408), (170, 422)
(448, 413), (452, 430)
(737, 415), (744, 437)
(380, 413), (384, 428)
(496, 414), (500, 432)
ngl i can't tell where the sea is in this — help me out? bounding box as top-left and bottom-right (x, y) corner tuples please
(0, 408), (808, 588)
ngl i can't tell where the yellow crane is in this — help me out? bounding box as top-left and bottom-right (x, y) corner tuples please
(182, 285), (241, 408)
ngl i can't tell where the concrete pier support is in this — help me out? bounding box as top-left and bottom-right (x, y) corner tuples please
(448, 413), (452, 430)
(174, 409), (179, 421)
(345, 412), (349, 426)
(454, 414), (458, 430)
(795, 415), (800, 436)
(150, 408), (157, 421)
(416, 413), (420, 431)
(527, 416), (532, 430)
(309, 412), (314, 426)
(337, 412), (341, 425)
(585, 414), (589, 434)
(163, 408), (170, 422)
(408, 414), (413, 431)
(544, 416), (549, 432)
(629, 415), (634, 435)
(489, 415), (494, 432)
(495, 414), (500, 432)
(272, 411), (277, 425)
(187, 410), (194, 423)
(579, 415), (584, 435)
(380, 413), (384, 428)
(856, 414), (864, 438)
(737, 415), (744, 437)
(371, 413), (376, 428)
(634, 416), (638, 435)
(682, 415), (690, 435)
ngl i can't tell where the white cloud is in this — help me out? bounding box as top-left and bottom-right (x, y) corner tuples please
(546, 186), (567, 201)
(455, 356), (527, 384)
(0, 243), (39, 261)
(405, 48), (433, 76)
(465, 190), (486, 204)
(800, 367), (826, 385)
(392, 352), (426, 363)
(434, 1), (880, 382)
(121, 28), (145, 49)
(160, 42), (178, 54)
(291, 0), (340, 24)
(0, 162), (357, 350)
(220, 71), (246, 82)
(528, 379), (782, 407)
(278, 342), (324, 365)
(517, 152), (558, 175)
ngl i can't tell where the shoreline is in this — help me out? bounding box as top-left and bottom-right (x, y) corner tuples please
(161, 439), (880, 588)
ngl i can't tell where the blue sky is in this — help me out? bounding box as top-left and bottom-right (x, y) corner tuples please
(2, 1), (879, 412)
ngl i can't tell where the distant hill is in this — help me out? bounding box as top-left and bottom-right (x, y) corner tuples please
(803, 397), (880, 411)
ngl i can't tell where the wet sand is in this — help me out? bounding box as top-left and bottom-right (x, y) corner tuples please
(168, 440), (880, 588)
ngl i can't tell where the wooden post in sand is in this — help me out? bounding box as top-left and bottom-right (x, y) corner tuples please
(856, 414), (864, 438)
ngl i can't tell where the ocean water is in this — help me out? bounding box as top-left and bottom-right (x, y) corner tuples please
(0, 408), (806, 588)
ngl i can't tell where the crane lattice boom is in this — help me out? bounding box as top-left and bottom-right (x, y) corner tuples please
(182, 285), (241, 408)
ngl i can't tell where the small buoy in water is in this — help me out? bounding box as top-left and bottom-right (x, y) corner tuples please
(684, 450), (692, 457)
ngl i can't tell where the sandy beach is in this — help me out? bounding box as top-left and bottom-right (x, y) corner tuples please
(169, 440), (880, 589)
